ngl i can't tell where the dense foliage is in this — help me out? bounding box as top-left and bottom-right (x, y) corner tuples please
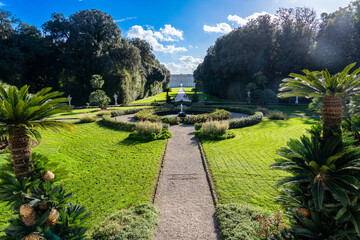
(92, 204), (158, 240)
(0, 9), (170, 105)
(195, 2), (360, 102)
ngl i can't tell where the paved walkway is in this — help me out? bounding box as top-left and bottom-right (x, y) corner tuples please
(154, 125), (219, 240)
(174, 87), (191, 102)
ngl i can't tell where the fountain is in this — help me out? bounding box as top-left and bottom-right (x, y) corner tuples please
(177, 103), (187, 118)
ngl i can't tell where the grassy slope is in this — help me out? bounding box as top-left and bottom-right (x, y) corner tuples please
(0, 122), (166, 233)
(48, 106), (152, 119)
(201, 118), (316, 210)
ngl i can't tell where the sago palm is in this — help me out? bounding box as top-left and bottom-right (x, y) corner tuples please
(0, 85), (73, 179)
(278, 63), (360, 139)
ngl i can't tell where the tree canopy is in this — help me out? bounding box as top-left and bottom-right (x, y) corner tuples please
(0, 9), (170, 105)
(194, 2), (360, 102)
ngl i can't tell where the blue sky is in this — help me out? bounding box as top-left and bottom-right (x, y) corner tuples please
(0, 0), (353, 73)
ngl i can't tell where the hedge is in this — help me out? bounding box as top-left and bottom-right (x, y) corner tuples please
(229, 112), (263, 129)
(111, 107), (154, 117)
(101, 115), (136, 131)
(194, 112), (263, 130)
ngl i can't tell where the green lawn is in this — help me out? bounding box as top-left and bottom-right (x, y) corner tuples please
(130, 88), (181, 104)
(0, 122), (166, 233)
(130, 87), (228, 104)
(48, 106), (152, 119)
(201, 118), (316, 210)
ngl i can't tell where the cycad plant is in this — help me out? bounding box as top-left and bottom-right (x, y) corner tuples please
(0, 85), (73, 179)
(271, 126), (360, 239)
(278, 63), (360, 139)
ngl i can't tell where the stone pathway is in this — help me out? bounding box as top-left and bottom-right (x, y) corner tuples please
(174, 87), (191, 102)
(154, 125), (219, 240)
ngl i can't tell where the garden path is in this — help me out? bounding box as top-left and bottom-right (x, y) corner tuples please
(154, 125), (219, 240)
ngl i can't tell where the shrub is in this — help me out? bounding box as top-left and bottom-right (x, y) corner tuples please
(267, 110), (286, 120)
(196, 121), (235, 140)
(216, 204), (268, 240)
(161, 116), (180, 125)
(183, 109), (231, 124)
(194, 123), (203, 131)
(229, 112), (263, 129)
(136, 121), (163, 136)
(111, 108), (151, 117)
(92, 204), (158, 240)
(202, 121), (229, 135)
(96, 110), (111, 117)
(256, 106), (269, 114)
(271, 131), (360, 239)
(79, 113), (97, 123)
(101, 115), (136, 131)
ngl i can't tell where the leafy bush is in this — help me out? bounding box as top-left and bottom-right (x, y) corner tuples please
(194, 123), (203, 131)
(96, 110), (111, 117)
(135, 109), (162, 122)
(183, 109), (231, 124)
(161, 116), (180, 125)
(129, 128), (172, 141)
(216, 204), (268, 240)
(229, 112), (263, 129)
(92, 204), (158, 240)
(267, 110), (286, 120)
(79, 113), (97, 123)
(256, 107), (269, 114)
(271, 130), (360, 239)
(101, 115), (136, 131)
(128, 121), (172, 141)
(89, 90), (111, 109)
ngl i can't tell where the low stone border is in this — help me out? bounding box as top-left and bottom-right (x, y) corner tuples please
(197, 138), (218, 206)
(151, 138), (169, 204)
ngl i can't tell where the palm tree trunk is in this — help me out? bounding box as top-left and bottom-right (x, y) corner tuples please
(8, 128), (33, 179)
(322, 96), (343, 139)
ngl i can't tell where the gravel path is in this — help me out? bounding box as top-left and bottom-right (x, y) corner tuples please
(154, 125), (219, 240)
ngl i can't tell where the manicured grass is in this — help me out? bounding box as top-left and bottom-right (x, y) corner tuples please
(183, 88), (228, 102)
(48, 106), (152, 119)
(0, 122), (166, 233)
(206, 104), (312, 116)
(130, 88), (181, 104)
(201, 118), (316, 210)
(130, 87), (228, 104)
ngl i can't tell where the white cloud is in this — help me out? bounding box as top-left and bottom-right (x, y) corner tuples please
(159, 24), (183, 41)
(164, 56), (203, 74)
(127, 25), (187, 54)
(114, 17), (137, 23)
(228, 11), (275, 26)
(0, 2), (5, 6)
(203, 22), (232, 34)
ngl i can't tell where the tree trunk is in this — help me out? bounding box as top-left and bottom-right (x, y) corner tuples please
(322, 96), (344, 140)
(8, 128), (33, 179)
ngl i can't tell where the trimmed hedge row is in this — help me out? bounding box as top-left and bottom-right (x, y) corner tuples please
(229, 112), (263, 129)
(194, 112), (263, 130)
(101, 115), (136, 131)
(111, 107), (154, 117)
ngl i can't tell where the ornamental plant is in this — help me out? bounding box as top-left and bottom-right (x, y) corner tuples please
(272, 63), (360, 239)
(278, 63), (360, 140)
(0, 85), (90, 239)
(89, 75), (110, 110)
